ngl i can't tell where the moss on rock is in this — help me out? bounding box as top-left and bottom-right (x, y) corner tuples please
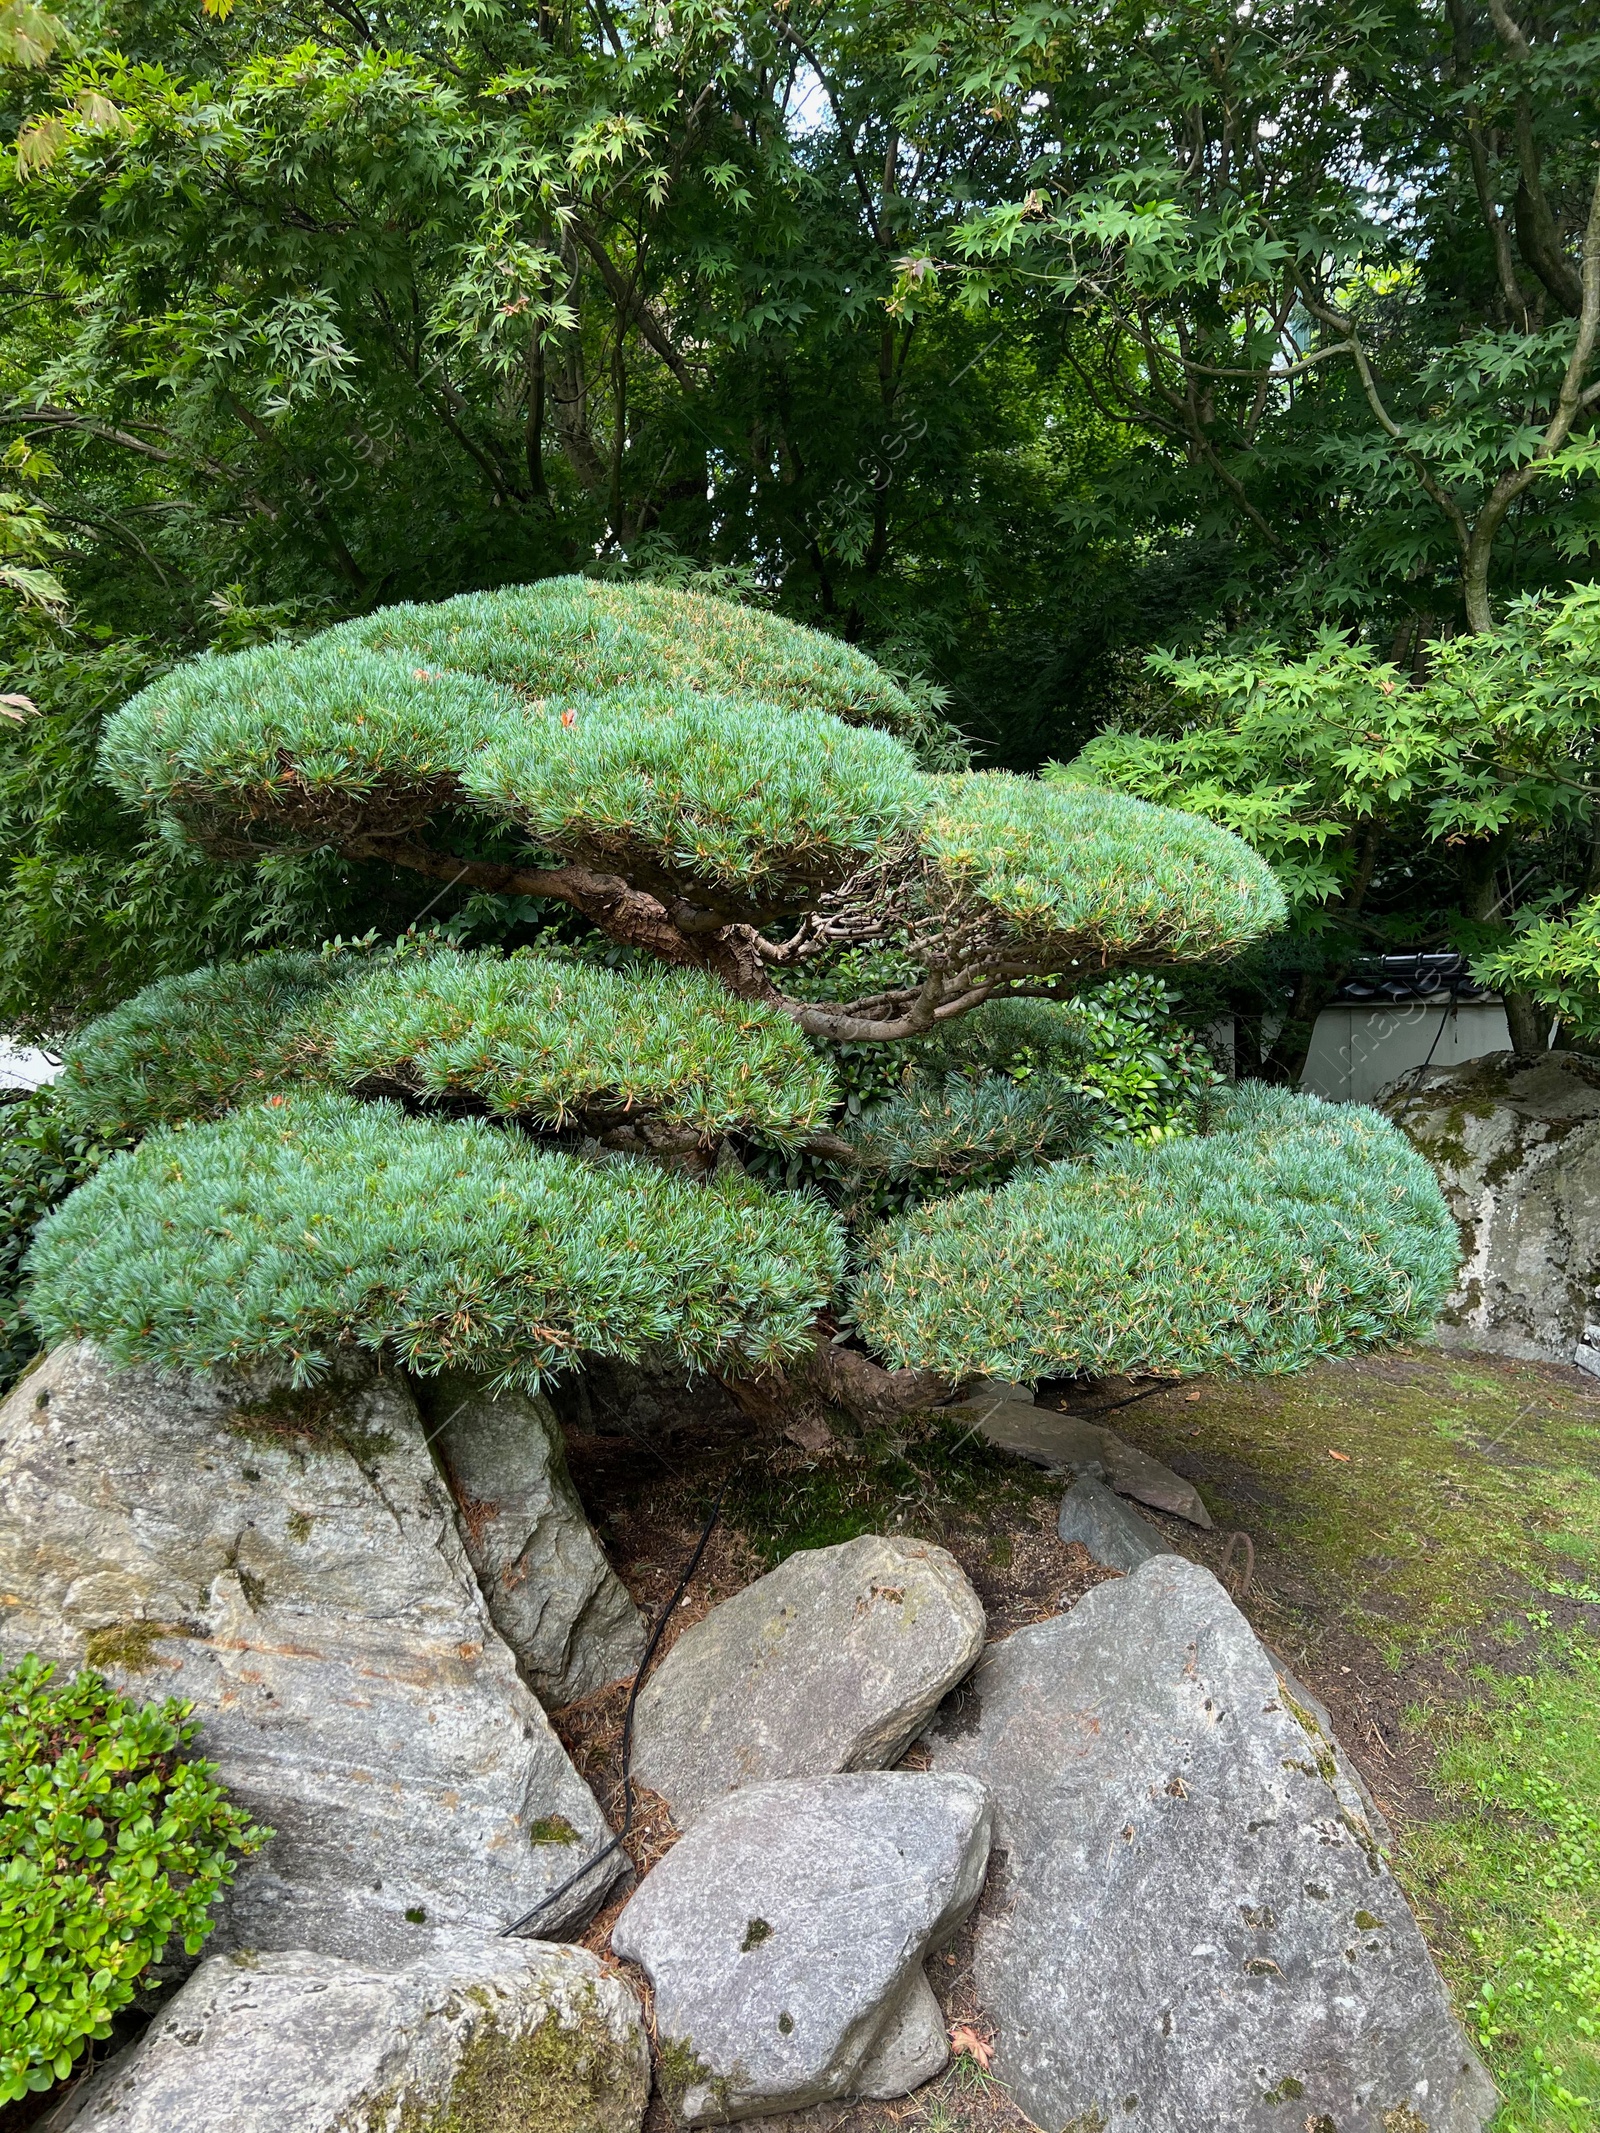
(400, 1991), (647, 2133)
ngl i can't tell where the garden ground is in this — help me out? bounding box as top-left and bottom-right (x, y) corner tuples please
(557, 1347), (1600, 2133)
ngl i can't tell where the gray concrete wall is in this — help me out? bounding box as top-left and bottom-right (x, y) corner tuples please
(1299, 1000), (1512, 1106)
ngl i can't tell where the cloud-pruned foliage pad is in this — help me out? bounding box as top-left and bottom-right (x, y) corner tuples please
(99, 603), (928, 919)
(96, 583), (1288, 1011)
(920, 774), (1286, 963)
(913, 994), (1094, 1079)
(333, 578), (921, 734)
(55, 951), (348, 1136)
(99, 638), (518, 846)
(55, 948), (839, 1146)
(295, 949), (838, 1142)
(853, 1084), (1456, 1381)
(465, 690), (924, 911)
(26, 1095), (845, 1388)
(844, 1072), (1105, 1185)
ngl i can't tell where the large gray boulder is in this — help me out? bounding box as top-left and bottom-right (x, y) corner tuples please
(0, 1344), (620, 1960)
(630, 1534), (985, 1826)
(51, 1934), (648, 2133)
(612, 1772), (990, 2122)
(927, 1555), (1496, 2133)
(1382, 1049), (1600, 1367)
(413, 1371), (645, 1707)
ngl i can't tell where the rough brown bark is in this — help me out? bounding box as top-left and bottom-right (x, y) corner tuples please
(718, 1329), (951, 1437)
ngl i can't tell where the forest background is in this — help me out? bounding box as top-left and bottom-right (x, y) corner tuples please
(0, 0), (1597, 1081)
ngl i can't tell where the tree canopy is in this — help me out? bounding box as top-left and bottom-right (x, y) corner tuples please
(22, 580), (1453, 1401)
(99, 578), (1285, 1041)
(0, 0), (1597, 1037)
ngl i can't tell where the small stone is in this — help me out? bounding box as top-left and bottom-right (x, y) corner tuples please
(944, 1380), (1212, 1527)
(1058, 1467), (1175, 1572)
(612, 1772), (991, 2121)
(413, 1371), (645, 1707)
(53, 1936), (648, 2133)
(927, 1555), (1496, 2133)
(630, 1535), (985, 1825)
(851, 1971), (951, 2099)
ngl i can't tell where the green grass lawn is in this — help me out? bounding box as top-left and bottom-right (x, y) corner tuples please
(1110, 1351), (1600, 2132)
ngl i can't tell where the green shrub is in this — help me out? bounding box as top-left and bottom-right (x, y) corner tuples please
(55, 950), (348, 1137)
(0, 1091), (135, 1397)
(26, 1093), (845, 1388)
(330, 577), (921, 735)
(0, 1654), (266, 2103)
(293, 948), (837, 1143)
(1063, 973), (1223, 1140)
(908, 977), (1221, 1141)
(853, 1084), (1457, 1382)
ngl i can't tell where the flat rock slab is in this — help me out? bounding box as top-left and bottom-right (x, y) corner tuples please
(1058, 1469), (1175, 1573)
(414, 1370), (645, 1707)
(612, 1772), (991, 2121)
(0, 1344), (619, 1961)
(927, 1556), (1495, 2133)
(52, 1935), (648, 2133)
(631, 1534), (985, 1827)
(944, 1380), (1212, 1527)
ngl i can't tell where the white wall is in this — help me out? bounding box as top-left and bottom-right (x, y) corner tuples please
(0, 1041), (60, 1092)
(1299, 1000), (1511, 1106)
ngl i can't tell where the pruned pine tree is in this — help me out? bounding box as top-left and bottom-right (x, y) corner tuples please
(25, 581), (1457, 1421)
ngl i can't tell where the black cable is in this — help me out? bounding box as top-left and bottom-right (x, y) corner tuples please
(1060, 1380), (1177, 1422)
(501, 1473), (731, 1939)
(1391, 962), (1464, 1132)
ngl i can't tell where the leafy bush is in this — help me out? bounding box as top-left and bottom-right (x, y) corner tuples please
(0, 1655), (266, 2103)
(827, 980), (1219, 1149)
(1063, 974), (1223, 1140)
(54, 950), (348, 1136)
(0, 1091), (134, 1397)
(853, 1084), (1457, 1382)
(26, 1094), (845, 1389)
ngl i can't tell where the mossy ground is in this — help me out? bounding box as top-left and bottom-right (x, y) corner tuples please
(565, 1346), (1600, 2133)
